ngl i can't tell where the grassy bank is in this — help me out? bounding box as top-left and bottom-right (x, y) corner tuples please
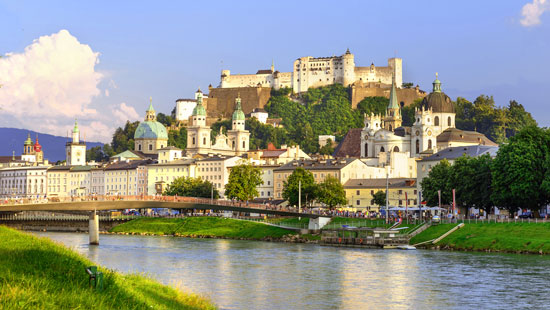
(410, 222), (550, 254)
(0, 226), (216, 310)
(110, 217), (298, 240)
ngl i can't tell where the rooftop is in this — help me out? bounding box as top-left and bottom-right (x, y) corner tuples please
(275, 158), (357, 171)
(333, 128), (362, 158)
(344, 178), (417, 189)
(420, 145), (499, 162)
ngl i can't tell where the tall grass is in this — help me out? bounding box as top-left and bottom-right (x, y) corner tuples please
(0, 226), (216, 310)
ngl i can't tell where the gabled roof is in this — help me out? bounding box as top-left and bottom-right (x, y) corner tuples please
(149, 159), (196, 167)
(420, 145), (499, 162)
(333, 128), (362, 158)
(275, 158), (358, 172)
(344, 178), (416, 189)
(104, 159), (152, 170)
(436, 128), (497, 146)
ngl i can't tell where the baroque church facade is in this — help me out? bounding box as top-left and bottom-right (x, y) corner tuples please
(186, 93), (250, 157)
(361, 74), (495, 159)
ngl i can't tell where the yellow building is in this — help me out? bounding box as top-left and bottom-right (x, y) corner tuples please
(343, 178), (418, 212)
(104, 160), (150, 196)
(146, 159), (197, 195)
(273, 158), (386, 200)
(47, 166), (71, 197)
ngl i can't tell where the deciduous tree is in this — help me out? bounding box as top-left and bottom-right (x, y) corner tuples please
(317, 175), (347, 209)
(224, 163), (264, 201)
(282, 168), (318, 207)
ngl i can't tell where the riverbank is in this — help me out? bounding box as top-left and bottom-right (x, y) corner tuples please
(109, 217), (312, 242)
(410, 222), (550, 254)
(0, 225), (216, 310)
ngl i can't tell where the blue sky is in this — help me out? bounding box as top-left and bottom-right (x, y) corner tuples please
(0, 0), (549, 142)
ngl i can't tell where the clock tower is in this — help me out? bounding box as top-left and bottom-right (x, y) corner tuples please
(66, 120), (86, 166)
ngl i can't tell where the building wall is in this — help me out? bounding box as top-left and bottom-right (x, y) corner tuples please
(351, 84), (426, 109)
(104, 169), (141, 196)
(47, 170), (70, 197)
(135, 138), (168, 155)
(0, 167), (48, 198)
(91, 170), (105, 195)
(66, 144), (86, 166)
(146, 163), (196, 195)
(175, 99), (196, 122)
(257, 166), (275, 199)
(344, 186), (418, 212)
(195, 157), (242, 198)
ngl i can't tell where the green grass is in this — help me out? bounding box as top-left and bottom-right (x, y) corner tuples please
(111, 217), (298, 240)
(411, 222), (550, 254)
(323, 217), (398, 230)
(0, 225), (216, 310)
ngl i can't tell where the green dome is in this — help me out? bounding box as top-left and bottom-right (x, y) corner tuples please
(232, 97), (245, 121)
(192, 94), (206, 116)
(134, 121), (168, 140)
(24, 134), (32, 145)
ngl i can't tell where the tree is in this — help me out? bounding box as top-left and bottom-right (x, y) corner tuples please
(282, 168), (318, 207)
(86, 146), (104, 162)
(156, 113), (173, 127)
(371, 190), (386, 208)
(421, 159), (453, 206)
(168, 127), (187, 149)
(402, 82), (414, 89)
(449, 154), (493, 216)
(356, 96), (388, 118)
(401, 98), (422, 126)
(224, 163), (263, 201)
(319, 139), (334, 155)
(164, 177), (219, 199)
(317, 175), (347, 209)
(111, 121), (139, 153)
(492, 126), (550, 215)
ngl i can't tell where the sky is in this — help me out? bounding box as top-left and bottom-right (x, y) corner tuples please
(0, 0), (549, 143)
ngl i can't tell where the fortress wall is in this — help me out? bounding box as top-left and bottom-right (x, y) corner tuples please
(351, 86), (426, 109)
(223, 74), (274, 88)
(207, 87), (272, 118)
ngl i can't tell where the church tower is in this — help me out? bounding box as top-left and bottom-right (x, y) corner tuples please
(186, 93), (212, 156)
(66, 120), (86, 166)
(21, 133), (36, 163)
(227, 95), (250, 155)
(34, 135), (44, 163)
(383, 75), (402, 132)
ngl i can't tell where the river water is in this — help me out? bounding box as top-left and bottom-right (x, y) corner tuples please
(35, 232), (550, 310)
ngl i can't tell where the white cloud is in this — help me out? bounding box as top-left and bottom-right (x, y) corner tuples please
(112, 102), (140, 124)
(0, 30), (145, 143)
(520, 0), (550, 27)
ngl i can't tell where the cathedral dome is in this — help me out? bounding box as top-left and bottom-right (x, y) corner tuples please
(192, 103), (206, 116)
(134, 121), (168, 140)
(232, 97), (245, 121)
(420, 74), (455, 114)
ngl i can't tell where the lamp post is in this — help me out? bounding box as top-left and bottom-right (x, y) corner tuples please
(385, 169), (389, 224)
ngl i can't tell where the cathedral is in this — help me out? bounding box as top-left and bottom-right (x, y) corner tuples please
(361, 74), (496, 159)
(186, 93), (250, 157)
(134, 99), (169, 155)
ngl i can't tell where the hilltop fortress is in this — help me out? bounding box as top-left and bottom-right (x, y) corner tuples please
(177, 50), (425, 119)
(220, 49), (402, 92)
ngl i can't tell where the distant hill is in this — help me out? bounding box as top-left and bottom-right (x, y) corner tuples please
(0, 128), (104, 162)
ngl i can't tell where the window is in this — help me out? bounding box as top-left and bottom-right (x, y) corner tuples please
(149, 144), (153, 151)
(380, 147), (385, 152)
(192, 137), (196, 145)
(399, 200), (402, 205)
(364, 143), (368, 157)
(203, 137), (206, 145)
(414, 190), (417, 195)
(356, 200), (360, 206)
(448, 116), (452, 126)
(356, 190), (360, 195)
(398, 190), (403, 194)
(434, 116), (439, 126)
(371, 190), (374, 195)
(393, 146), (399, 152)
(242, 141), (245, 148)
(428, 139), (432, 150)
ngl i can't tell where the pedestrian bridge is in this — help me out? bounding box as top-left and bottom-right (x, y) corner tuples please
(0, 196), (331, 244)
(0, 195), (325, 219)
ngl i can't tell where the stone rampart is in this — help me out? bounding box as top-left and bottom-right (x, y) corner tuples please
(207, 86), (272, 118)
(351, 83), (426, 108)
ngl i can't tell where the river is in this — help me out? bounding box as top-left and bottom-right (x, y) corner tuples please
(35, 232), (550, 310)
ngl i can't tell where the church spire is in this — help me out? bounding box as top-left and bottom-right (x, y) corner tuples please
(145, 97), (157, 121)
(388, 74), (399, 110)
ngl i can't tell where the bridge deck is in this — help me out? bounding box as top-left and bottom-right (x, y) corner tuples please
(0, 198), (325, 218)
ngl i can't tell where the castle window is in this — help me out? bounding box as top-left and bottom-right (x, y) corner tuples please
(434, 116), (439, 126)
(448, 116), (452, 126)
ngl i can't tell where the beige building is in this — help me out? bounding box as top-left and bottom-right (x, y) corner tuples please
(146, 159), (197, 195)
(104, 160), (150, 196)
(68, 166), (92, 196)
(343, 178), (418, 212)
(273, 158), (386, 200)
(158, 146), (184, 164)
(248, 143), (310, 165)
(195, 156), (243, 197)
(256, 165), (277, 200)
(91, 167), (105, 195)
(47, 166), (71, 197)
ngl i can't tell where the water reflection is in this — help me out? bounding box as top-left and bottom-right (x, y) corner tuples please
(35, 232), (550, 310)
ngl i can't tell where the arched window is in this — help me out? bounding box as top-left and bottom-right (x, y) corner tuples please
(148, 144), (153, 151)
(393, 146), (399, 152)
(138, 144), (142, 151)
(448, 116), (452, 126)
(434, 116), (439, 126)
(364, 142), (369, 157)
(428, 139), (432, 149)
(416, 139), (420, 154)
(242, 141), (245, 148)
(203, 137), (206, 145)
(389, 125), (393, 131)
(380, 147), (385, 152)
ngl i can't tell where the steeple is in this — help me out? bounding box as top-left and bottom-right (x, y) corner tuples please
(433, 72), (442, 93)
(271, 59), (274, 72)
(232, 94), (245, 121)
(145, 97), (157, 121)
(388, 74), (399, 110)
